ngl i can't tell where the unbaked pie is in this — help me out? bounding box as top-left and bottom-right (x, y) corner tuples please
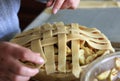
(11, 22), (115, 81)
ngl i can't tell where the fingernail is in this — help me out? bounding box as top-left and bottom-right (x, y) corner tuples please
(40, 57), (44, 64)
(53, 8), (58, 14)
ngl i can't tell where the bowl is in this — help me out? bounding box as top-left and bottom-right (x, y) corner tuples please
(80, 52), (120, 81)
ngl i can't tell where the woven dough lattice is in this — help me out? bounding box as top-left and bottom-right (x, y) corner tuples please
(11, 22), (114, 78)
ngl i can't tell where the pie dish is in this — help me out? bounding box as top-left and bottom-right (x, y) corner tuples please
(80, 52), (120, 81)
(11, 22), (115, 81)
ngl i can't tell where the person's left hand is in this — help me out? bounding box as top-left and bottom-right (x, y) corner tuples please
(47, 0), (80, 14)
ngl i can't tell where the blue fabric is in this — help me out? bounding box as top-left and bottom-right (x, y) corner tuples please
(0, 0), (21, 41)
(0, 0), (46, 41)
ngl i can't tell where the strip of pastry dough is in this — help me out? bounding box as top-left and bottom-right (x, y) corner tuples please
(53, 29), (69, 35)
(11, 35), (40, 46)
(43, 26), (56, 74)
(69, 28), (103, 38)
(41, 37), (57, 46)
(67, 34), (108, 43)
(71, 23), (82, 78)
(31, 39), (47, 66)
(15, 27), (40, 37)
(79, 26), (101, 33)
(56, 22), (67, 72)
(67, 34), (114, 51)
(86, 40), (111, 50)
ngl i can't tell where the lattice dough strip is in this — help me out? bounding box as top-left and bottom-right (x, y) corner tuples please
(67, 34), (108, 44)
(53, 29), (69, 35)
(41, 31), (111, 52)
(41, 33), (109, 50)
(41, 37), (58, 46)
(31, 39), (47, 63)
(15, 27), (40, 37)
(79, 27), (101, 33)
(78, 28), (103, 38)
(43, 27), (56, 74)
(40, 22), (113, 49)
(101, 34), (115, 52)
(11, 35), (40, 46)
(67, 33), (112, 51)
(41, 23), (54, 31)
(55, 22), (67, 73)
(69, 28), (103, 38)
(78, 25), (101, 33)
(86, 40), (112, 50)
(71, 23), (82, 78)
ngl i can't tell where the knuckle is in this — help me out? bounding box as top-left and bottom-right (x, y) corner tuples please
(56, 0), (65, 8)
(69, 0), (78, 9)
(69, 0), (74, 5)
(21, 54), (27, 60)
(20, 49), (31, 59)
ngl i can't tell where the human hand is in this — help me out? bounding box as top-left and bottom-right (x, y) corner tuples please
(47, 0), (80, 14)
(0, 42), (44, 81)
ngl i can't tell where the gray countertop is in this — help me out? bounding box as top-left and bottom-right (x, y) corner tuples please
(25, 7), (120, 42)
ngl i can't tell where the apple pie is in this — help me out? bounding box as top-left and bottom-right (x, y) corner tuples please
(10, 22), (115, 81)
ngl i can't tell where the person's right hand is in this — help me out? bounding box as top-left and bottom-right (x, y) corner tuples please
(47, 0), (80, 14)
(0, 42), (44, 81)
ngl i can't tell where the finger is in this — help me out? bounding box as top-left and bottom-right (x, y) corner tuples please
(11, 74), (30, 81)
(8, 60), (39, 76)
(2, 41), (44, 65)
(70, 0), (80, 9)
(0, 57), (39, 77)
(0, 70), (30, 81)
(12, 47), (44, 65)
(4, 57), (39, 76)
(47, 0), (54, 7)
(52, 0), (65, 14)
(61, 0), (80, 9)
(60, 0), (70, 9)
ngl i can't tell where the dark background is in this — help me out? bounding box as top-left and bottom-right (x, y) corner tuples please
(18, 0), (46, 31)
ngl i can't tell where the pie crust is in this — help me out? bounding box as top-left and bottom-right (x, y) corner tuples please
(11, 22), (115, 81)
